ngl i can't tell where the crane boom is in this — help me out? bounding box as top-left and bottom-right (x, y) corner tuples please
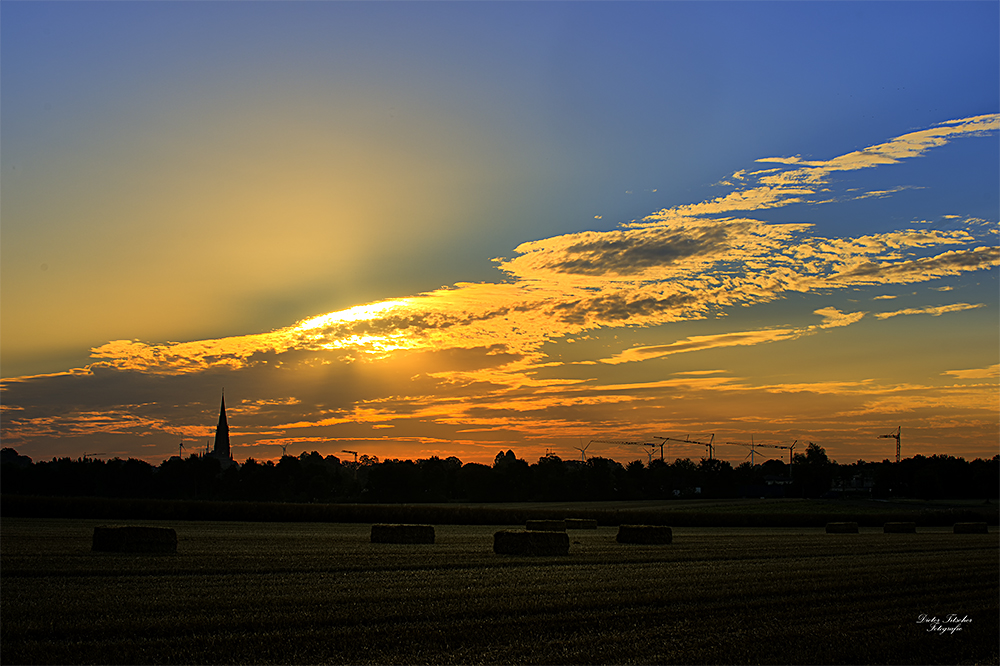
(725, 441), (786, 450)
(877, 427), (901, 463)
(589, 439), (648, 445)
(718, 439), (797, 465)
(589, 439), (658, 462)
(653, 434), (715, 460)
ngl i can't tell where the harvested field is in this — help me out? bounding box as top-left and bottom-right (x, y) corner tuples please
(565, 518), (598, 529)
(2, 518), (997, 665)
(616, 524), (673, 544)
(954, 522), (989, 534)
(826, 521), (859, 533)
(92, 525), (177, 553)
(493, 529), (569, 555)
(370, 524), (434, 544)
(884, 522), (918, 533)
(525, 519), (565, 531)
(5, 495), (997, 528)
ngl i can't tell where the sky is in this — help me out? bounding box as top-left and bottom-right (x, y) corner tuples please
(2, 1), (998, 468)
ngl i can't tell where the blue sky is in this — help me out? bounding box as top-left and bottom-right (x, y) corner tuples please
(2, 1), (997, 465)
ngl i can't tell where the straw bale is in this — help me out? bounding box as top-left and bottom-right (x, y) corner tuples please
(825, 522), (859, 534)
(493, 530), (569, 556)
(565, 518), (598, 530)
(525, 519), (566, 531)
(616, 525), (672, 544)
(370, 524), (435, 544)
(953, 522), (989, 534)
(92, 525), (177, 553)
(883, 522), (917, 533)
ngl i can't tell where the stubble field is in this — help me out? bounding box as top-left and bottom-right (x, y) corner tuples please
(1, 517), (997, 665)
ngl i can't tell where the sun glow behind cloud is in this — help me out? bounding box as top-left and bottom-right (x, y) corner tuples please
(2, 115), (997, 464)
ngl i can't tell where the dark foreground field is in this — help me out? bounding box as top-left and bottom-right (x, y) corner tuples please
(4, 495), (997, 527)
(1, 518), (997, 665)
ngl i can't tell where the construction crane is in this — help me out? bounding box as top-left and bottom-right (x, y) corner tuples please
(653, 434), (715, 460)
(722, 438), (790, 465)
(341, 450), (359, 465)
(179, 440), (186, 458)
(589, 439), (656, 463)
(723, 439), (758, 465)
(878, 426), (901, 463)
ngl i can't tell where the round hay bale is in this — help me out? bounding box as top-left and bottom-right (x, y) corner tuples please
(616, 525), (672, 544)
(370, 524), (435, 544)
(565, 518), (598, 530)
(493, 530), (569, 556)
(92, 526), (177, 553)
(953, 522), (989, 534)
(883, 522), (917, 533)
(825, 522), (859, 534)
(525, 519), (566, 532)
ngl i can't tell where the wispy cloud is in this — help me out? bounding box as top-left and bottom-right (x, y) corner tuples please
(642, 114), (999, 220)
(873, 302), (987, 319)
(943, 364), (1000, 380)
(597, 306), (867, 366)
(599, 329), (800, 366)
(812, 307), (866, 329)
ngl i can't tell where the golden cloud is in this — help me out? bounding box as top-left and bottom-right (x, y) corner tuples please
(873, 303), (987, 320)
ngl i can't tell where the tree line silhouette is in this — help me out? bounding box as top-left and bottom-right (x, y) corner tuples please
(2, 445), (997, 504)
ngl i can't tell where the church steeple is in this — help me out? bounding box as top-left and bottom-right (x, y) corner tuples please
(213, 391), (230, 459)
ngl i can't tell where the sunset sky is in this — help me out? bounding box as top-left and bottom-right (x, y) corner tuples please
(2, 2), (998, 467)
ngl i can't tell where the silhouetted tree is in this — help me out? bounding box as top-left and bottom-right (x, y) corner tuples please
(791, 443), (834, 497)
(156, 455), (223, 499)
(1, 448), (34, 495)
(233, 458), (277, 501)
(532, 454), (569, 501)
(670, 458), (700, 497)
(2, 445), (995, 505)
(581, 457), (624, 500)
(414, 456), (459, 502)
(458, 463), (501, 502)
(368, 459), (421, 502)
(643, 459), (672, 498)
(492, 450), (530, 501)
(698, 458), (736, 498)
(624, 459), (647, 498)
(103, 457), (156, 498)
(970, 455), (1000, 500)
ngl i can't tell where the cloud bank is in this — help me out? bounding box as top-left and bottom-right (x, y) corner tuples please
(3, 115), (997, 463)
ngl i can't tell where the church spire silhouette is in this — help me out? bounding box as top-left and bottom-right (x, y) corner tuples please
(213, 391), (230, 459)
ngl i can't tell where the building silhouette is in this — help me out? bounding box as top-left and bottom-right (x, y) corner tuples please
(205, 392), (236, 468)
